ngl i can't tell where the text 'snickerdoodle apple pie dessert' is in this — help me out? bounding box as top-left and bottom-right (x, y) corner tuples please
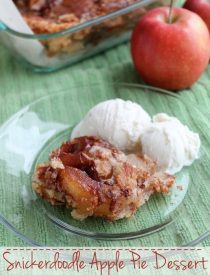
(32, 99), (200, 222)
(32, 136), (175, 221)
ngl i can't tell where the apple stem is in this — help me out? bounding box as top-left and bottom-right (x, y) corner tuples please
(168, 0), (175, 24)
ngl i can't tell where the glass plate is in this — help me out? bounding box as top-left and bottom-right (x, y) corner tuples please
(0, 83), (208, 246)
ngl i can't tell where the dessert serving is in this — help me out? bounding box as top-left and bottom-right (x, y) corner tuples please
(32, 99), (200, 222)
(32, 136), (175, 221)
(1, 82), (205, 245)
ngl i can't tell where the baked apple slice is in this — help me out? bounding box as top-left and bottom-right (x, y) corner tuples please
(32, 136), (175, 221)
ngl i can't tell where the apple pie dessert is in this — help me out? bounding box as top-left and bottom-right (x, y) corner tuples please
(13, 0), (167, 56)
(14, 0), (141, 33)
(32, 136), (175, 221)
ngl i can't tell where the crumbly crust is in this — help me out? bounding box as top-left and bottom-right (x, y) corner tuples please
(13, 0), (150, 56)
(32, 136), (175, 221)
(14, 0), (139, 33)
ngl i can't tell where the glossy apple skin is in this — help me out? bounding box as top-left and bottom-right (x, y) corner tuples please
(131, 7), (210, 91)
(184, 0), (210, 33)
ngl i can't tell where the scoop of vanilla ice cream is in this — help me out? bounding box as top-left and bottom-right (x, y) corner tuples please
(140, 113), (201, 174)
(71, 99), (151, 151)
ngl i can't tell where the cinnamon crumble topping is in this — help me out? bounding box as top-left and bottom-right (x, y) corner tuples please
(32, 136), (175, 221)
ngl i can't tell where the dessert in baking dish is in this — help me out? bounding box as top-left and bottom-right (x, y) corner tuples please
(13, 0), (164, 56)
(14, 0), (140, 33)
(32, 136), (175, 221)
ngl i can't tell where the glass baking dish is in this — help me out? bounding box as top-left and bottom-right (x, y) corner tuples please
(0, 0), (184, 72)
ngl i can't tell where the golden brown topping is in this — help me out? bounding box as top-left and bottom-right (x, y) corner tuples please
(32, 136), (175, 221)
(14, 0), (139, 34)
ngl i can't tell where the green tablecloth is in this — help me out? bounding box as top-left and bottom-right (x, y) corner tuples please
(0, 33), (210, 247)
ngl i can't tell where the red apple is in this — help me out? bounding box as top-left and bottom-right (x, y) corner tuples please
(184, 0), (210, 33)
(131, 7), (210, 91)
